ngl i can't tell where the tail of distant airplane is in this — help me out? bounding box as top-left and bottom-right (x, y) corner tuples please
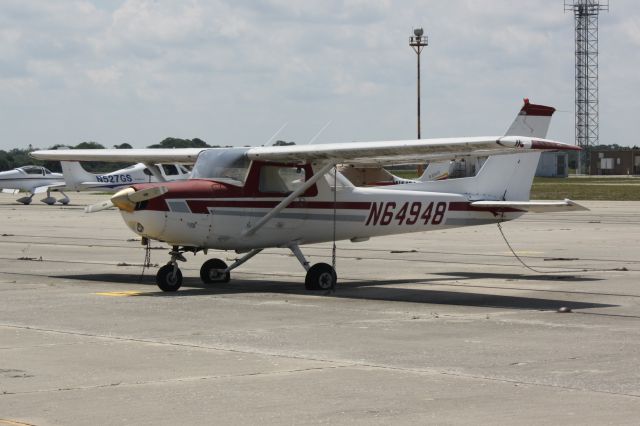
(418, 160), (450, 181)
(60, 161), (96, 191)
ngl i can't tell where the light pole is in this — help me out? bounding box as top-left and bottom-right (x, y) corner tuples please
(410, 28), (428, 139)
(410, 28), (428, 174)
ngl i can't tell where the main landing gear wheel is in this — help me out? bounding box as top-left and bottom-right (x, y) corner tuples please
(156, 263), (183, 292)
(305, 263), (337, 291)
(200, 258), (230, 284)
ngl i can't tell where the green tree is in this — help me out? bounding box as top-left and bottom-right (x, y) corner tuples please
(74, 141), (105, 150)
(147, 137), (214, 149)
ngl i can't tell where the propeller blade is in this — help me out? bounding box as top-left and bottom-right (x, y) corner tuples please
(84, 200), (114, 213)
(128, 186), (169, 203)
(85, 186), (169, 213)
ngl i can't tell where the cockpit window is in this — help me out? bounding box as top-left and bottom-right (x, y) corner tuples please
(161, 164), (178, 176)
(20, 166), (45, 175)
(191, 148), (251, 186)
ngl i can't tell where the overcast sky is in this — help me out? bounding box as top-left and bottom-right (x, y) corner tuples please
(0, 0), (637, 150)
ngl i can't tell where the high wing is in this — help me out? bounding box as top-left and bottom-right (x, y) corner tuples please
(31, 136), (578, 165)
(247, 136), (577, 164)
(30, 148), (204, 163)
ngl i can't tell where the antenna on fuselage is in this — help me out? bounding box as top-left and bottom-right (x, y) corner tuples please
(307, 120), (332, 144)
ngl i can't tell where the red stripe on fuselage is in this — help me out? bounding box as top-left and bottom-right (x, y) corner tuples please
(186, 200), (372, 214)
(132, 181), (523, 215)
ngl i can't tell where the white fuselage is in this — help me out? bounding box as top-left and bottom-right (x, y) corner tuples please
(63, 162), (191, 192)
(120, 185), (522, 251)
(0, 167), (64, 193)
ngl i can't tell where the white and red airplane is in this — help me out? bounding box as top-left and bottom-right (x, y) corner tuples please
(32, 100), (584, 293)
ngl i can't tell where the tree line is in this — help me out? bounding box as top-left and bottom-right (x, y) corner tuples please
(0, 138), (295, 173)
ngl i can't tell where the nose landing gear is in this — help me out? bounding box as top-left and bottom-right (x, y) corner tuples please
(156, 263), (183, 292)
(155, 246), (187, 292)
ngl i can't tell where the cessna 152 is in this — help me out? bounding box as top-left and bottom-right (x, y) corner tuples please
(32, 100), (584, 293)
(0, 166), (69, 205)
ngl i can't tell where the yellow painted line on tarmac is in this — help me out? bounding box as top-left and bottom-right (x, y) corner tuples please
(94, 290), (144, 297)
(0, 420), (37, 426)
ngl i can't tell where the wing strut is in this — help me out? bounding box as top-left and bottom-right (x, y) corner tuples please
(144, 163), (166, 182)
(242, 162), (335, 237)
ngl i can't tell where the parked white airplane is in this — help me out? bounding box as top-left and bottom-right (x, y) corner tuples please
(61, 161), (191, 192)
(32, 100), (584, 293)
(0, 161), (191, 205)
(0, 166), (69, 205)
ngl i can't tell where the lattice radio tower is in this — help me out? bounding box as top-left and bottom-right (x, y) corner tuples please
(565, 0), (609, 174)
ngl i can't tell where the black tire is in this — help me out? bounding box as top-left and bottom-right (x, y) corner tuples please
(200, 258), (230, 284)
(156, 263), (183, 292)
(305, 263), (337, 291)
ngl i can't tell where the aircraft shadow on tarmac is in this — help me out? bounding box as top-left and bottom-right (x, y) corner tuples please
(54, 272), (615, 311)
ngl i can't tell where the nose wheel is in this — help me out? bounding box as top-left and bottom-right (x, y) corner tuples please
(155, 246), (187, 292)
(156, 263), (183, 292)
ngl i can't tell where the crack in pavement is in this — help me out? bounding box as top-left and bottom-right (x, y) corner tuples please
(1, 365), (351, 396)
(2, 323), (640, 400)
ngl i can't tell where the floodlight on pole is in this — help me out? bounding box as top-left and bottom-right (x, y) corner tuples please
(409, 28), (428, 140)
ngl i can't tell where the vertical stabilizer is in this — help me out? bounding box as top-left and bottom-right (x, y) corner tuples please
(504, 99), (555, 138)
(397, 99), (557, 201)
(60, 161), (96, 191)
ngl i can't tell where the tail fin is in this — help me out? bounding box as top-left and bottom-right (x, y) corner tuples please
(405, 100), (559, 201)
(60, 161), (96, 190)
(413, 152), (541, 201)
(418, 160), (451, 181)
(504, 99), (555, 138)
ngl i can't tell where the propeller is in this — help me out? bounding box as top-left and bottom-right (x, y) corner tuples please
(85, 186), (169, 213)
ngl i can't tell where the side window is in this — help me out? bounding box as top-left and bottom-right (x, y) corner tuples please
(161, 164), (178, 176)
(24, 167), (42, 175)
(259, 165), (306, 194)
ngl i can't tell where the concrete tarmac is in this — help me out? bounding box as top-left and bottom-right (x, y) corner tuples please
(0, 193), (639, 425)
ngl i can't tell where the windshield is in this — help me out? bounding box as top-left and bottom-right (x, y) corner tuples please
(191, 148), (251, 185)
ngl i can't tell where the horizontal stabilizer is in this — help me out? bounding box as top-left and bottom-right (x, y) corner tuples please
(470, 199), (588, 213)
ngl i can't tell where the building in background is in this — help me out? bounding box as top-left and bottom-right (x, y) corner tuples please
(536, 151), (569, 177)
(590, 149), (640, 175)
